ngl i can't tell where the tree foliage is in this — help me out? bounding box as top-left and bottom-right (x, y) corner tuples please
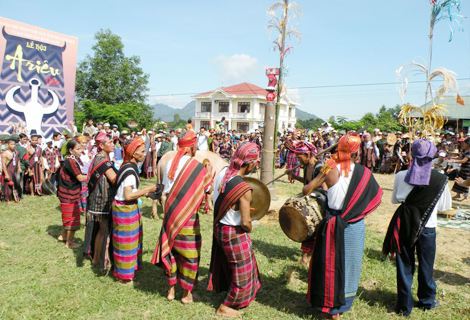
(75, 99), (154, 131)
(75, 29), (150, 105)
(296, 105), (404, 133)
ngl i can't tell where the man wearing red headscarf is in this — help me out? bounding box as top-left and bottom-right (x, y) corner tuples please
(303, 134), (383, 319)
(152, 131), (214, 304)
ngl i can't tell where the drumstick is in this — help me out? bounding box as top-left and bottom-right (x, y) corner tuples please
(265, 125), (370, 186)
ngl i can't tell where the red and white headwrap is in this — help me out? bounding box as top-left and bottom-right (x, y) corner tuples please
(94, 132), (108, 151)
(123, 137), (145, 162)
(293, 141), (317, 154)
(321, 134), (361, 178)
(167, 131), (198, 180)
(220, 142), (260, 193)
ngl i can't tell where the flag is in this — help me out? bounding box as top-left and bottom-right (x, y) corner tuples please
(457, 93), (465, 106)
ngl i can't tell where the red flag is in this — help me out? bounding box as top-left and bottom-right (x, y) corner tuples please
(457, 93), (465, 106)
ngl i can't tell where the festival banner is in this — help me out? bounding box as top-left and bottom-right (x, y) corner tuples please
(0, 17), (78, 138)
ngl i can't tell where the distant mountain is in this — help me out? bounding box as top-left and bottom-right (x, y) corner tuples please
(151, 101), (320, 122)
(151, 101), (195, 122)
(295, 107), (321, 121)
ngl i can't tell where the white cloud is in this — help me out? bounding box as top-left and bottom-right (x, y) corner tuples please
(211, 54), (259, 85)
(149, 94), (191, 108)
(286, 87), (302, 104)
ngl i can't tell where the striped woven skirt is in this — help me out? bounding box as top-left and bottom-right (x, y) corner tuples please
(61, 201), (81, 231)
(167, 213), (201, 291)
(80, 182), (88, 214)
(111, 200), (143, 280)
(452, 163), (470, 195)
(329, 218), (365, 315)
(286, 151), (300, 180)
(216, 224), (261, 309)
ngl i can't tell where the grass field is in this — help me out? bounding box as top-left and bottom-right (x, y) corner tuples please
(0, 172), (469, 320)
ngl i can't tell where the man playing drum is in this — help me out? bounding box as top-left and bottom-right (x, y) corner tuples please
(285, 140), (324, 266)
(303, 134), (383, 319)
(207, 142), (261, 318)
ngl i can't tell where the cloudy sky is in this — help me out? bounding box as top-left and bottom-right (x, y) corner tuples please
(2, 1), (469, 120)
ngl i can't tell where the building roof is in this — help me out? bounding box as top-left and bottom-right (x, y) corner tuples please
(196, 82), (268, 97)
(417, 95), (470, 120)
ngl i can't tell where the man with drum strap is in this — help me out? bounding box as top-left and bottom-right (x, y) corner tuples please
(303, 134), (383, 319)
(207, 142), (261, 318)
(383, 139), (451, 316)
(285, 140), (324, 266)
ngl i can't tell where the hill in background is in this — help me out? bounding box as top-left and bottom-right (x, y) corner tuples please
(150, 101), (320, 122)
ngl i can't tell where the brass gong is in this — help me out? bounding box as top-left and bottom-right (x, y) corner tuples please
(243, 177), (271, 221)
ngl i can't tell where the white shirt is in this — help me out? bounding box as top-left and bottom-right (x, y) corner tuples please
(197, 133), (208, 151)
(391, 170), (452, 228)
(213, 167), (241, 226)
(115, 175), (138, 201)
(327, 164), (355, 210)
(155, 141), (162, 155)
(163, 155), (191, 194)
(170, 136), (178, 151)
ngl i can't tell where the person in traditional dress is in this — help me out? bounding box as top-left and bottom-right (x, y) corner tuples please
(42, 140), (59, 186)
(141, 132), (156, 179)
(448, 137), (470, 201)
(359, 132), (379, 171)
(285, 141), (323, 266)
(2, 138), (21, 202)
(217, 134), (235, 162)
(57, 140), (87, 249)
(152, 130), (214, 303)
(83, 133), (117, 269)
(285, 137), (300, 183)
(207, 142), (261, 318)
(77, 135), (92, 214)
(14, 133), (28, 198)
(383, 139), (451, 316)
(111, 138), (157, 285)
(303, 134), (383, 319)
(25, 134), (43, 196)
(380, 142), (394, 174)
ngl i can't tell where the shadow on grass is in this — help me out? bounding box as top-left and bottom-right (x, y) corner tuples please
(140, 205), (154, 219)
(434, 269), (470, 286)
(357, 286), (396, 312)
(252, 239), (300, 262)
(364, 248), (389, 262)
(255, 264), (319, 319)
(46, 224), (85, 267)
(134, 262), (223, 308)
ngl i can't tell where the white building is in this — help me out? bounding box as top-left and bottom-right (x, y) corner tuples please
(191, 82), (298, 133)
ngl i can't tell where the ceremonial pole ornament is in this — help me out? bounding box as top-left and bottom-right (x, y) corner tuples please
(264, 0), (302, 181)
(397, 1), (466, 138)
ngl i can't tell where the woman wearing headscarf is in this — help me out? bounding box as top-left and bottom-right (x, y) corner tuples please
(112, 138), (157, 284)
(285, 134), (300, 183)
(207, 142), (261, 318)
(57, 140), (87, 249)
(83, 133), (117, 269)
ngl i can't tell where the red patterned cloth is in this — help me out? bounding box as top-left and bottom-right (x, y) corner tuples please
(215, 224), (261, 308)
(61, 202), (81, 231)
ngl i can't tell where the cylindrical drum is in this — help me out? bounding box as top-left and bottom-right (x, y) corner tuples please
(279, 189), (327, 242)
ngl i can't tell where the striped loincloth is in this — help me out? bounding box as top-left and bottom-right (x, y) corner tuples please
(80, 182), (88, 214)
(215, 224), (261, 308)
(61, 202), (81, 231)
(167, 213), (201, 290)
(112, 200), (143, 280)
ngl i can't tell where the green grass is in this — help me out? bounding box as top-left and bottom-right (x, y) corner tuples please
(0, 179), (469, 320)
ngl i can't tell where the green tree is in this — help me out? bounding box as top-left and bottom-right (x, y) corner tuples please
(75, 99), (154, 131)
(75, 29), (150, 105)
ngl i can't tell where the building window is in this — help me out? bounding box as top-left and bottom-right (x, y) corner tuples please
(201, 102), (212, 112)
(237, 122), (250, 133)
(238, 102), (250, 113)
(200, 121), (210, 130)
(218, 102), (229, 113)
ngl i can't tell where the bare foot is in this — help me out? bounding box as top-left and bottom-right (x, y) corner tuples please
(216, 304), (241, 318)
(463, 197), (469, 202)
(181, 291), (197, 304)
(452, 195), (461, 199)
(65, 242), (80, 249)
(118, 279), (139, 286)
(299, 256), (309, 267)
(57, 235), (65, 242)
(167, 286), (175, 301)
